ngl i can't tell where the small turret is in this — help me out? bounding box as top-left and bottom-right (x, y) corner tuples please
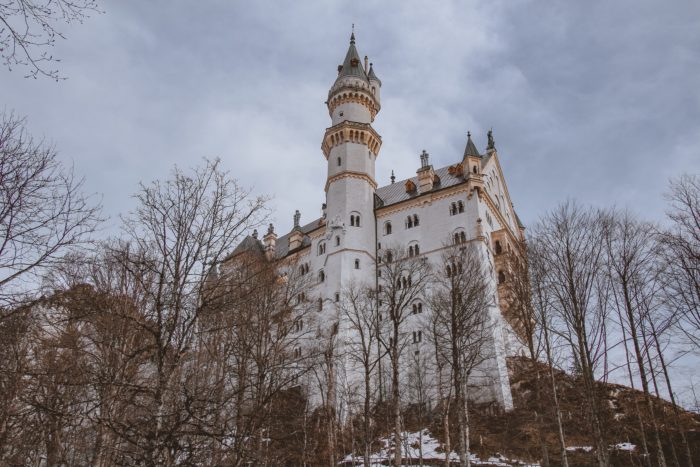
(288, 210), (303, 251)
(263, 223), (277, 260)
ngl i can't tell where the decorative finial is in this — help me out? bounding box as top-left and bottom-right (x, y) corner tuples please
(390, 170), (396, 184)
(252, 229), (258, 239)
(487, 128), (496, 151)
(267, 223), (274, 235)
(293, 210), (301, 228)
(467, 131), (471, 138)
(350, 24), (355, 44)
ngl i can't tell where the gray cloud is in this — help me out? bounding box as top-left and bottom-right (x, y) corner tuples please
(3, 0), (699, 407)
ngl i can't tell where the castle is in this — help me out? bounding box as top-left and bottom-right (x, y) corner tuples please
(226, 32), (525, 410)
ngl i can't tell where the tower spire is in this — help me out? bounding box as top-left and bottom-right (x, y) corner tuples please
(350, 24), (355, 44)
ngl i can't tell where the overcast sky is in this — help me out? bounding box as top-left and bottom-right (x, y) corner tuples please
(3, 0), (699, 236)
(3, 0), (700, 405)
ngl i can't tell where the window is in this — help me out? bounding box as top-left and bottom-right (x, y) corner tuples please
(406, 214), (419, 229)
(335, 236), (341, 246)
(318, 270), (325, 282)
(495, 240), (502, 255)
(293, 347), (301, 358)
(454, 231), (466, 245)
(384, 222), (392, 235)
(458, 201), (464, 213)
(350, 214), (361, 227)
(318, 297), (323, 312)
(299, 263), (309, 275)
(408, 244), (420, 257)
(318, 242), (326, 255)
(412, 331), (422, 343)
(377, 242), (381, 250)
(332, 322), (339, 335)
(498, 271), (506, 284)
(337, 157), (342, 166)
(386, 251), (393, 263)
(354, 259), (360, 269)
(413, 214), (419, 226)
(412, 302), (423, 314)
(335, 292), (340, 302)
(294, 319), (303, 333)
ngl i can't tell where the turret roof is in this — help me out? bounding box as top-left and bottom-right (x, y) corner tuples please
(335, 33), (368, 83)
(368, 63), (381, 85)
(463, 132), (481, 158)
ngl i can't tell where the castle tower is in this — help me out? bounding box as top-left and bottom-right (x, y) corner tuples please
(321, 31), (382, 294)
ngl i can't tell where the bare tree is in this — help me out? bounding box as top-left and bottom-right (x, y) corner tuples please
(660, 174), (700, 351)
(532, 202), (610, 467)
(99, 158), (266, 465)
(430, 241), (495, 467)
(339, 281), (381, 467)
(500, 239), (551, 466)
(1, 0), (100, 79)
(527, 237), (569, 467)
(0, 112), (101, 311)
(376, 246), (431, 467)
(603, 210), (668, 466)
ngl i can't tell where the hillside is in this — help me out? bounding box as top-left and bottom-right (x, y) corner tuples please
(347, 357), (700, 466)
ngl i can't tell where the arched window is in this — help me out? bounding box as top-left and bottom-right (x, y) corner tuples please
(335, 236), (341, 246)
(354, 259), (360, 269)
(413, 214), (419, 226)
(450, 203), (456, 216)
(350, 215), (355, 227)
(350, 213), (361, 227)
(318, 270), (325, 282)
(498, 270), (506, 284)
(384, 222), (392, 235)
(355, 215), (360, 227)
(460, 232), (466, 243)
(458, 201), (464, 213)
(318, 242), (326, 255)
(473, 166), (477, 174)
(406, 216), (413, 229)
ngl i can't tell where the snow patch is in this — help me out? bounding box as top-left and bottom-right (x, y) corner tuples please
(341, 430), (540, 466)
(566, 446), (593, 452)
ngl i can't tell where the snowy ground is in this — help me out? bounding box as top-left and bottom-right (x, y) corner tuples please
(341, 430), (540, 466)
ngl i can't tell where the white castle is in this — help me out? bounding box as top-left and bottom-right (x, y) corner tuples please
(226, 33), (524, 410)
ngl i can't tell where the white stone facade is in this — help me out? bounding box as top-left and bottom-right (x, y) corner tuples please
(231, 34), (526, 411)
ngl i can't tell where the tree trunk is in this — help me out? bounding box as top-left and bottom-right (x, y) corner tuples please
(543, 322), (569, 467)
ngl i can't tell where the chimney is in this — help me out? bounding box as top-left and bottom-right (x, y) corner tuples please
(416, 149), (435, 192)
(364, 55), (369, 72)
(263, 224), (277, 260)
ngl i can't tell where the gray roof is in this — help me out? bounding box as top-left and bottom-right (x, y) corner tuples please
(463, 133), (481, 158)
(375, 165), (467, 208)
(274, 217), (324, 259)
(226, 234), (264, 261)
(335, 34), (368, 83)
(367, 63), (381, 85)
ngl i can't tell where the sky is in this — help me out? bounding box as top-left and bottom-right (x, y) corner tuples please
(2, 1), (700, 403)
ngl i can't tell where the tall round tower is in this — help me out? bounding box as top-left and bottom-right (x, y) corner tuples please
(321, 31), (382, 290)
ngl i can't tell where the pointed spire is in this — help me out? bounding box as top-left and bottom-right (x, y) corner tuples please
(390, 170), (395, 184)
(368, 62), (381, 85)
(463, 131), (481, 158)
(335, 28), (367, 82)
